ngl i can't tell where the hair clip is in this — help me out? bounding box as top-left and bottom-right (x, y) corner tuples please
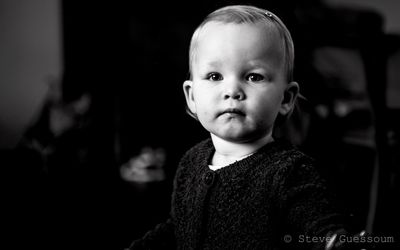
(265, 12), (274, 19)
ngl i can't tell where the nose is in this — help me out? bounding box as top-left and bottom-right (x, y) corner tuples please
(223, 78), (245, 101)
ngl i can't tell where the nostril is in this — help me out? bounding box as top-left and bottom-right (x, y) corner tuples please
(223, 87), (245, 100)
(233, 92), (244, 100)
(224, 92), (244, 100)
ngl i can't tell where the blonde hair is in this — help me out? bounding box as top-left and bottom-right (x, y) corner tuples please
(188, 5), (295, 82)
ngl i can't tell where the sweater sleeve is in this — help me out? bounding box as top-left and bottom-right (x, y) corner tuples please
(279, 158), (348, 249)
(124, 142), (198, 250)
(125, 218), (176, 250)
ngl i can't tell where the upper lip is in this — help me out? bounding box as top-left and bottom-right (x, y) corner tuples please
(218, 108), (245, 116)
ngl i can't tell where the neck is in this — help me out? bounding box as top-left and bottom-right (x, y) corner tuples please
(210, 133), (274, 166)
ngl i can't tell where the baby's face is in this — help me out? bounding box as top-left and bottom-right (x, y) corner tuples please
(184, 21), (289, 143)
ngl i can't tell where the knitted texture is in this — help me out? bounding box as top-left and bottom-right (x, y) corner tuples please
(128, 138), (346, 250)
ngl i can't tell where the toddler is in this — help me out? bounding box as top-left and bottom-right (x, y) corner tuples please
(126, 5), (349, 250)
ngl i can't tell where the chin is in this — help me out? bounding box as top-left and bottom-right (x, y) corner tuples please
(220, 129), (271, 144)
(218, 132), (255, 143)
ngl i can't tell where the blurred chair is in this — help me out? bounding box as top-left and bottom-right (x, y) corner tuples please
(376, 34), (400, 235)
(280, 4), (389, 234)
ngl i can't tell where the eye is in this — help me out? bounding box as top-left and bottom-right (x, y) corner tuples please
(246, 73), (264, 82)
(206, 72), (223, 81)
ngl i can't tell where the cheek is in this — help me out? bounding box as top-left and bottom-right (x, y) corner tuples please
(193, 87), (214, 106)
(196, 108), (213, 123)
(254, 97), (282, 121)
(192, 92), (210, 117)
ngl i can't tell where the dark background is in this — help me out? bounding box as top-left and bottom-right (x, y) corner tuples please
(1, 0), (399, 249)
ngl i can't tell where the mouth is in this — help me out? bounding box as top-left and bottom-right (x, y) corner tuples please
(218, 108), (245, 117)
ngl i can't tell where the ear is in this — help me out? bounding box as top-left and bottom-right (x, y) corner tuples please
(183, 80), (197, 115)
(279, 81), (299, 116)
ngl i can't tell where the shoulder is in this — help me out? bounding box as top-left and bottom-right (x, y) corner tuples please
(264, 139), (321, 185)
(260, 138), (314, 170)
(173, 138), (213, 179)
(266, 141), (333, 208)
(179, 138), (214, 166)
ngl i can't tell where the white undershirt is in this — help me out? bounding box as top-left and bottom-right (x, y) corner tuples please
(208, 153), (253, 171)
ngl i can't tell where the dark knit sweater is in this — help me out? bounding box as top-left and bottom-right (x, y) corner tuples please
(127, 138), (346, 250)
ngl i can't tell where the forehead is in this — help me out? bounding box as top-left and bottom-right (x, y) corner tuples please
(194, 21), (284, 67)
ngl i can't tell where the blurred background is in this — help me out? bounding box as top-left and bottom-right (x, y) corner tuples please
(1, 0), (399, 249)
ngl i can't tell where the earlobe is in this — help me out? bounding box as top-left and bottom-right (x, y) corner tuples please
(183, 80), (197, 115)
(279, 81), (300, 115)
